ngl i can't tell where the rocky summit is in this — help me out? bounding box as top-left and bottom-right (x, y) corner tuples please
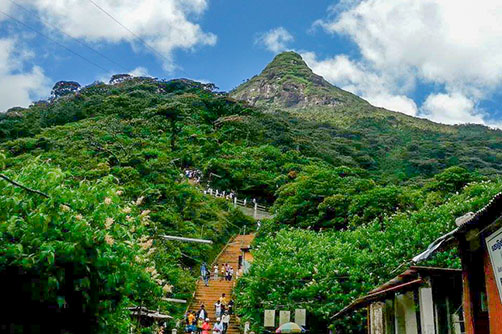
(230, 51), (368, 109)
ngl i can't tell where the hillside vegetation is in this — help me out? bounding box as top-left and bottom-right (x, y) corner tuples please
(229, 52), (502, 333)
(1, 53), (501, 333)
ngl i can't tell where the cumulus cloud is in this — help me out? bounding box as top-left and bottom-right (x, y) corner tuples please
(421, 93), (485, 125)
(301, 52), (418, 116)
(6, 0), (216, 70)
(128, 67), (151, 78)
(256, 27), (294, 53)
(0, 38), (50, 111)
(315, 0), (502, 124)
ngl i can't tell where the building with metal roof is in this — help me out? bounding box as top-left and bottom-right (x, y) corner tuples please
(412, 192), (502, 334)
(332, 266), (463, 334)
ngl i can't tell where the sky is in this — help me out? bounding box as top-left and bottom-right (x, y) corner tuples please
(1, 0), (502, 127)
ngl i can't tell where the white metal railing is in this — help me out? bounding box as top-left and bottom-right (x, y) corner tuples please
(203, 188), (271, 215)
(182, 170), (273, 219)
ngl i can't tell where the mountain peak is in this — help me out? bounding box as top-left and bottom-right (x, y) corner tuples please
(263, 51), (310, 73)
(230, 52), (368, 109)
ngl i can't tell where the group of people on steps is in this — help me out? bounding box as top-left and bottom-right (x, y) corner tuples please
(185, 294), (234, 334)
(200, 262), (237, 287)
(214, 263), (236, 282)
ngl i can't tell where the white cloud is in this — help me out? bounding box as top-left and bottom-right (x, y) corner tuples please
(316, 0), (502, 124)
(366, 94), (418, 117)
(0, 1), (12, 17)
(0, 38), (50, 112)
(256, 27), (294, 53)
(421, 93), (485, 125)
(129, 67), (151, 77)
(301, 52), (418, 116)
(7, 0), (216, 70)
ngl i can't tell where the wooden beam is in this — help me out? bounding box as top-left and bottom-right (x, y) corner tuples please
(162, 235), (213, 244)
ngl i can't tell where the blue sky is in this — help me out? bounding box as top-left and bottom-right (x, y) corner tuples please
(1, 0), (502, 127)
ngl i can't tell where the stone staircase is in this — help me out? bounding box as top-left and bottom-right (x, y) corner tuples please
(188, 234), (255, 334)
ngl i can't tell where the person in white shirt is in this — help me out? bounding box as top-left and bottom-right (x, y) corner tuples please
(229, 267), (234, 281)
(221, 312), (230, 334)
(214, 300), (222, 317)
(196, 305), (207, 319)
(213, 264), (219, 280)
(212, 318), (223, 334)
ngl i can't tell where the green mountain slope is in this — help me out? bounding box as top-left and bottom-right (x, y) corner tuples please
(1, 58), (502, 333)
(229, 52), (488, 132)
(0, 79), (261, 332)
(225, 52), (502, 333)
(230, 51), (502, 178)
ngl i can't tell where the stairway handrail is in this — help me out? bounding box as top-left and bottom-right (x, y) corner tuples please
(200, 186), (271, 212)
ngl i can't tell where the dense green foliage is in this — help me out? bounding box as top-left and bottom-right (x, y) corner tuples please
(231, 52), (502, 181)
(1, 158), (163, 332)
(236, 176), (502, 333)
(0, 79), (262, 331)
(228, 52), (502, 333)
(271, 166), (480, 230)
(1, 54), (502, 333)
(0, 154), (249, 331)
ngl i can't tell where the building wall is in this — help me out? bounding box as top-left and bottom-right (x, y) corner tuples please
(418, 287), (435, 334)
(369, 302), (385, 334)
(483, 251), (502, 334)
(395, 292), (418, 334)
(461, 266), (475, 334)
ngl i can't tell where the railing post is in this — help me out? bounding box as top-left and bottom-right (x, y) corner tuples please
(234, 197), (237, 207)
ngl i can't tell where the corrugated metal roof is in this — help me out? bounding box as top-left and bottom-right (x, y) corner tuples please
(331, 266), (461, 319)
(332, 279), (424, 319)
(412, 192), (502, 263)
(456, 192), (502, 233)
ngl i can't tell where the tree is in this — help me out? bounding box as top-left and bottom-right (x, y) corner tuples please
(236, 177), (502, 333)
(0, 158), (163, 332)
(51, 81), (81, 99)
(109, 74), (132, 85)
(156, 102), (184, 151)
(427, 166), (479, 193)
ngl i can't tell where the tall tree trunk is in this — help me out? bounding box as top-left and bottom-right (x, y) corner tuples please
(170, 119), (177, 151)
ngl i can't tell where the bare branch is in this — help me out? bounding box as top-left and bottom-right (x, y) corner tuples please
(0, 174), (50, 198)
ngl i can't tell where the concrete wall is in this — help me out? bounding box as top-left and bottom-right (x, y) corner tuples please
(369, 302), (385, 334)
(419, 287), (435, 334)
(395, 292), (418, 334)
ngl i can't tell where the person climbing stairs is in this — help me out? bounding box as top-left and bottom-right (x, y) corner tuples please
(188, 234), (255, 334)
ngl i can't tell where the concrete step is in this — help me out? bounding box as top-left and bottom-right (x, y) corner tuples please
(188, 234), (255, 334)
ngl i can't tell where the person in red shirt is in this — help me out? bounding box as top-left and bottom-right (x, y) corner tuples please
(201, 318), (211, 334)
